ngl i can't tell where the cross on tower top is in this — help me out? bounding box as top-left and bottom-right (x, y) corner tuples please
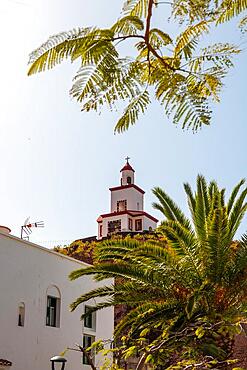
(125, 156), (130, 163)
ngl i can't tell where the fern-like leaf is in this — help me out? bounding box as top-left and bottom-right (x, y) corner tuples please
(122, 0), (149, 17)
(114, 90), (150, 133)
(111, 15), (144, 35)
(149, 28), (173, 49)
(188, 43), (240, 73)
(175, 21), (210, 59)
(239, 14), (247, 32)
(216, 0), (247, 24)
(28, 28), (93, 75)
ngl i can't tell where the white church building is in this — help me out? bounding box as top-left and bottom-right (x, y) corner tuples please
(0, 226), (114, 370)
(97, 159), (158, 239)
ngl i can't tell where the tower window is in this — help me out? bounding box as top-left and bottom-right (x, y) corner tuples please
(108, 220), (121, 234)
(135, 219), (142, 231)
(99, 224), (103, 237)
(117, 200), (127, 212)
(127, 176), (132, 184)
(18, 302), (25, 327)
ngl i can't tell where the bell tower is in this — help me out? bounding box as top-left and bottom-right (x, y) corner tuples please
(120, 157), (135, 186)
(97, 159), (158, 239)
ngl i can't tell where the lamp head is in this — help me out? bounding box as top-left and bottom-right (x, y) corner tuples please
(50, 356), (67, 370)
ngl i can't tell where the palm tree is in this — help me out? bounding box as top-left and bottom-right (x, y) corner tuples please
(70, 175), (247, 369)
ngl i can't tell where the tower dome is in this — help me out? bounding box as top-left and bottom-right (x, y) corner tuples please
(120, 157), (135, 186)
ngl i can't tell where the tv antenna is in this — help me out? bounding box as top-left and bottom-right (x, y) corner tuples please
(21, 217), (44, 240)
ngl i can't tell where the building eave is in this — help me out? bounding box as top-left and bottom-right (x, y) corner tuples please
(0, 231), (92, 267)
(97, 210), (158, 223)
(109, 184), (145, 194)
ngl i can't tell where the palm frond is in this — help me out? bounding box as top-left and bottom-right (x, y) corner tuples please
(228, 187), (247, 239)
(95, 238), (144, 260)
(115, 301), (180, 338)
(193, 175), (210, 243)
(159, 221), (201, 284)
(79, 300), (115, 320)
(153, 187), (192, 230)
(227, 178), (245, 215)
(207, 207), (231, 283)
(234, 233), (247, 274)
(70, 285), (115, 311)
(184, 182), (196, 215)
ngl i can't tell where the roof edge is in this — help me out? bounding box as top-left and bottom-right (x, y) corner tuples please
(97, 210), (158, 223)
(0, 231), (92, 267)
(109, 184), (145, 194)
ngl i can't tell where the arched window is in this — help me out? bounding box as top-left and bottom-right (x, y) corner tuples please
(127, 176), (132, 184)
(18, 302), (25, 327)
(46, 286), (61, 328)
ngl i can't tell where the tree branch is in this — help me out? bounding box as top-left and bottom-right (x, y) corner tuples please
(69, 344), (97, 370)
(112, 35), (145, 42)
(145, 0), (154, 42)
(147, 43), (176, 71)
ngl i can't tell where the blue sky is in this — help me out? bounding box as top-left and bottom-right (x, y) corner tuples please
(0, 0), (246, 246)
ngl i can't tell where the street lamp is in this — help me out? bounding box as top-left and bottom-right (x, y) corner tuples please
(50, 356), (67, 370)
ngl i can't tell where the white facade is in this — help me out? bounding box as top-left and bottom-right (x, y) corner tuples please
(111, 187), (144, 212)
(0, 230), (114, 370)
(97, 160), (158, 239)
(98, 212), (157, 239)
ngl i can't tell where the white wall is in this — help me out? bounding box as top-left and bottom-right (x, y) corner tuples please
(121, 170), (134, 185)
(111, 188), (143, 212)
(0, 233), (114, 370)
(143, 216), (157, 231)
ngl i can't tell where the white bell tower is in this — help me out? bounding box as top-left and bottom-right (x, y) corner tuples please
(97, 158), (158, 239)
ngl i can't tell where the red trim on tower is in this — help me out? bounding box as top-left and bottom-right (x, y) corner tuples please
(120, 163), (135, 172)
(97, 210), (158, 223)
(109, 184), (145, 194)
